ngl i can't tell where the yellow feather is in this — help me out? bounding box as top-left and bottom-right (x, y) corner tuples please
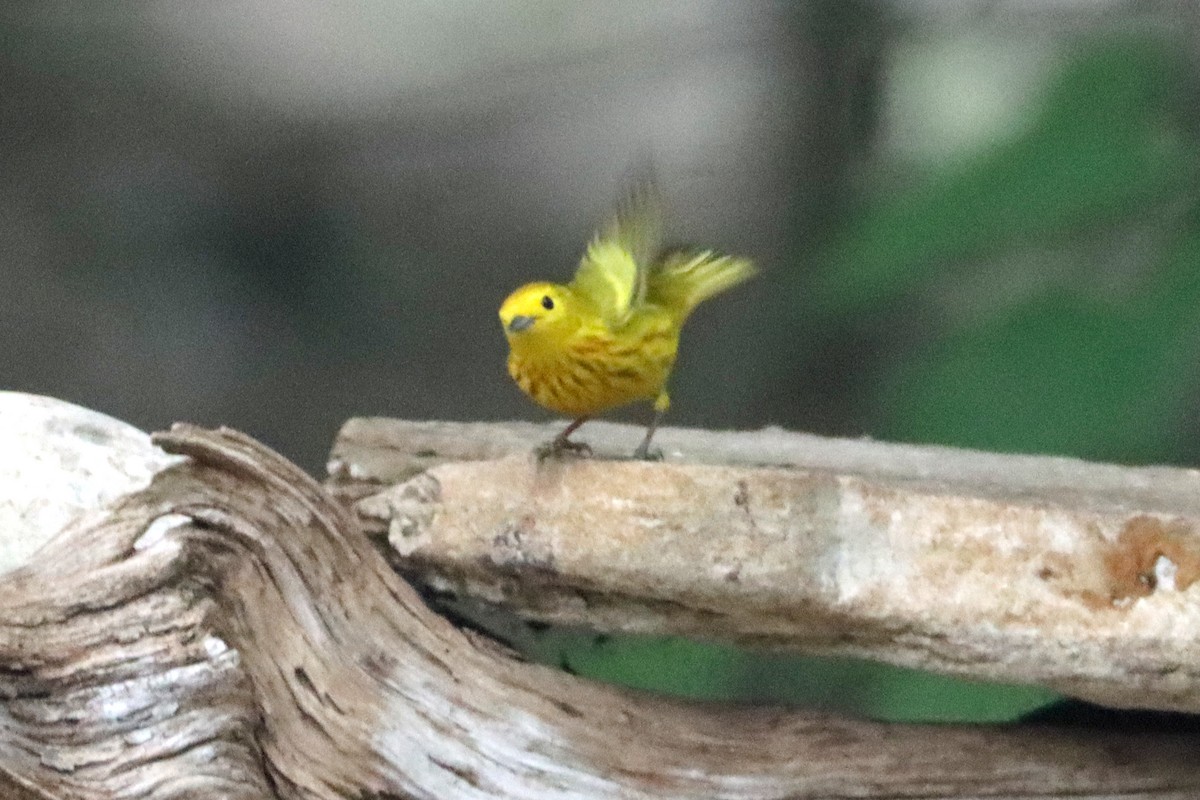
(570, 182), (660, 325)
(498, 183), (754, 456)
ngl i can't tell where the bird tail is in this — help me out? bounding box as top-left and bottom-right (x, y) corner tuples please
(648, 249), (757, 319)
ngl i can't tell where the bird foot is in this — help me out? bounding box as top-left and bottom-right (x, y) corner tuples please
(536, 436), (593, 460)
(631, 443), (663, 461)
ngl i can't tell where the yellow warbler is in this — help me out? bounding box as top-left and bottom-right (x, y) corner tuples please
(498, 186), (756, 458)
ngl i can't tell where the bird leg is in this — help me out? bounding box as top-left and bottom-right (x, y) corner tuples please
(537, 417), (592, 459)
(633, 405), (665, 461)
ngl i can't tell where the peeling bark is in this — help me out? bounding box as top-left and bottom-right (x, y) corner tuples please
(2, 396), (1200, 798)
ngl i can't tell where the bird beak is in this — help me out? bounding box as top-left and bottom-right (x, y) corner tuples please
(507, 315), (535, 333)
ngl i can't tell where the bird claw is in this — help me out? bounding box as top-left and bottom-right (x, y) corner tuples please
(632, 444), (663, 461)
(536, 437), (593, 460)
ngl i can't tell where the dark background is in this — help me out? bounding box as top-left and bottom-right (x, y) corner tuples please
(5, 1), (1199, 720)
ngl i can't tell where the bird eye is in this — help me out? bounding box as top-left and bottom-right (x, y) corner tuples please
(541, 295), (554, 310)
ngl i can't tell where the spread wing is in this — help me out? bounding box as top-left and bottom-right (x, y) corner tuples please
(570, 182), (662, 326)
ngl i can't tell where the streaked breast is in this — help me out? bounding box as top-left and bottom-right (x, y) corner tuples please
(508, 325), (676, 417)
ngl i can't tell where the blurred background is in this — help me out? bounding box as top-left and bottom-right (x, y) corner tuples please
(4, 1), (1200, 721)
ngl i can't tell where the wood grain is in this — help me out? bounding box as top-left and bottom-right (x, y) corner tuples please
(2, 397), (1199, 798)
(331, 418), (1200, 713)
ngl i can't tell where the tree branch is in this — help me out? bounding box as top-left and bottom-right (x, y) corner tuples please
(3, 395), (1200, 798)
(330, 417), (1200, 713)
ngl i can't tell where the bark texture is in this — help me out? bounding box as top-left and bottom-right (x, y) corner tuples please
(2, 395), (1200, 798)
(330, 418), (1200, 714)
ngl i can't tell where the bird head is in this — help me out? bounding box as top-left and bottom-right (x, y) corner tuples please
(499, 282), (579, 347)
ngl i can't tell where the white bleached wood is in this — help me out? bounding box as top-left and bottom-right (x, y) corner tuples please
(0, 391), (181, 574)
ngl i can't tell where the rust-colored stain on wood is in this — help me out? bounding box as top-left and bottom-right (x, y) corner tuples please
(1102, 515), (1200, 602)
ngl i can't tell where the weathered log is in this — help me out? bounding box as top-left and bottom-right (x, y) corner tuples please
(3, 393), (1200, 799)
(330, 417), (1200, 714)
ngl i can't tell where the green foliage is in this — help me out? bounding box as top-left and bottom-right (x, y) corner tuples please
(533, 633), (743, 701)
(815, 38), (1197, 319)
(736, 652), (1057, 722)
(530, 632), (1056, 722)
(859, 37), (1200, 462)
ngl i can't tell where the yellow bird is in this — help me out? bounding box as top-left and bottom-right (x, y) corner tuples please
(498, 185), (756, 458)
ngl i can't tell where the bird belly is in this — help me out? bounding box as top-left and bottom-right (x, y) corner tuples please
(508, 337), (673, 418)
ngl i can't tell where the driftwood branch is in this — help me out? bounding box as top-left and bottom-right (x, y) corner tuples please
(330, 418), (1200, 714)
(3, 394), (1200, 798)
